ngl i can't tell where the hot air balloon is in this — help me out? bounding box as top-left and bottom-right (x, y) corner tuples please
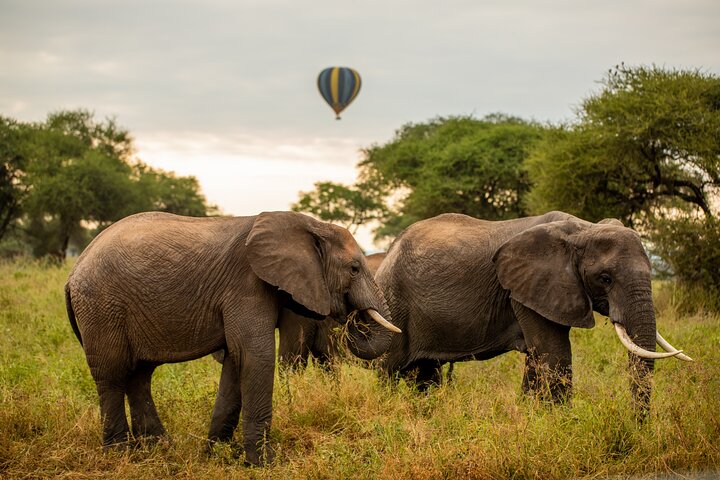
(317, 67), (361, 120)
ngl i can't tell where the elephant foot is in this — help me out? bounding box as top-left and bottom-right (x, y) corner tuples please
(522, 357), (573, 404)
(402, 359), (444, 392)
(522, 379), (573, 405)
(102, 433), (133, 451)
(131, 433), (172, 450)
(205, 438), (244, 461)
(243, 441), (275, 467)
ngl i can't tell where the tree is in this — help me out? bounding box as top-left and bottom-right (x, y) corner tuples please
(525, 64), (720, 294)
(292, 180), (386, 234)
(0, 117), (30, 241)
(525, 64), (720, 225)
(359, 114), (545, 238)
(134, 163), (214, 217)
(0, 109), (214, 259)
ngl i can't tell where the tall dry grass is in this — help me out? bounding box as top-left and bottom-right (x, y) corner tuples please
(1, 260), (718, 479)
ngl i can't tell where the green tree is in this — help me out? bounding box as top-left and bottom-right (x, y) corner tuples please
(1, 109), (214, 259)
(0, 117), (30, 241)
(360, 114), (545, 238)
(526, 64), (720, 294)
(20, 111), (143, 257)
(292, 180), (386, 234)
(525, 64), (720, 225)
(134, 163), (214, 217)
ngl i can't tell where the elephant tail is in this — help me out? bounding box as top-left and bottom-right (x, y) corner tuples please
(65, 283), (83, 346)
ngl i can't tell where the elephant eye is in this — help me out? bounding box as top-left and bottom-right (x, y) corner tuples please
(350, 265), (360, 276)
(599, 273), (613, 286)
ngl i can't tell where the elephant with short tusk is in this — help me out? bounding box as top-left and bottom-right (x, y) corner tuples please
(277, 252), (387, 369)
(372, 211), (691, 408)
(65, 211), (400, 466)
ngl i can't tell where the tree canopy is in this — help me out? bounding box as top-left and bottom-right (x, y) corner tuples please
(525, 64), (720, 225)
(293, 114), (545, 240)
(291, 181), (386, 234)
(361, 114), (545, 237)
(0, 109), (214, 258)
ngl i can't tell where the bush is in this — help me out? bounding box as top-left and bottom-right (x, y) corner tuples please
(651, 217), (720, 311)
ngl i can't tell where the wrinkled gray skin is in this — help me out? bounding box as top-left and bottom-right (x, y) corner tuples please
(278, 252), (386, 369)
(373, 211), (658, 409)
(65, 211), (393, 466)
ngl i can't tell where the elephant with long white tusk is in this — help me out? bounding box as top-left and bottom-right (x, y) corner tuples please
(373, 211), (692, 410)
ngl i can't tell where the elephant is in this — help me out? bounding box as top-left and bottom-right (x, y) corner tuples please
(277, 252), (386, 369)
(64, 211), (400, 466)
(372, 211), (691, 408)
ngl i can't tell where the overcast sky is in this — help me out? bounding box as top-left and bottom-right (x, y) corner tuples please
(2, 0), (718, 248)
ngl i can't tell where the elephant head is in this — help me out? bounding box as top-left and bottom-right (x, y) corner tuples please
(245, 212), (399, 358)
(493, 217), (690, 408)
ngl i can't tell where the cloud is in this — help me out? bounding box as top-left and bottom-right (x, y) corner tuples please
(2, 0), (719, 248)
(135, 130), (363, 212)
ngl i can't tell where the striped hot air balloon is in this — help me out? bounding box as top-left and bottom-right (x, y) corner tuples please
(317, 67), (362, 120)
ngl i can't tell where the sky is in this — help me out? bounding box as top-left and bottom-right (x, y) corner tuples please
(1, 0), (719, 249)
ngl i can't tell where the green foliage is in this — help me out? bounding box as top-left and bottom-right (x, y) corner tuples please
(292, 180), (387, 234)
(651, 218), (720, 309)
(0, 117), (31, 241)
(525, 64), (720, 224)
(0, 109), (213, 258)
(133, 163), (213, 217)
(1, 261), (719, 478)
(525, 64), (720, 295)
(360, 114), (545, 238)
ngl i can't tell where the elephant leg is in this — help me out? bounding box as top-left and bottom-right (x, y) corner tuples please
(127, 362), (165, 440)
(278, 310), (311, 370)
(446, 362), (455, 384)
(238, 332), (276, 466)
(310, 337), (333, 370)
(85, 348), (131, 446)
(311, 320), (340, 371)
(402, 359), (443, 392)
(208, 351), (242, 443)
(512, 300), (572, 403)
(220, 295), (278, 466)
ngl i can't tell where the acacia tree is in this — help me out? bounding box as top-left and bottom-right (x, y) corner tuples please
(2, 110), (213, 259)
(359, 114), (545, 238)
(293, 114), (544, 241)
(292, 180), (387, 234)
(526, 64), (720, 294)
(526, 64), (720, 224)
(0, 117), (30, 241)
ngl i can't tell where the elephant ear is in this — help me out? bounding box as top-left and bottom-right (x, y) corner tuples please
(246, 212), (332, 317)
(492, 220), (595, 328)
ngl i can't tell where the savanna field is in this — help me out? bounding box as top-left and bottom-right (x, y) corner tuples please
(1, 260), (719, 479)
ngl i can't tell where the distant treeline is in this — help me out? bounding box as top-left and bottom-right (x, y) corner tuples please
(293, 64), (720, 298)
(0, 109), (215, 259)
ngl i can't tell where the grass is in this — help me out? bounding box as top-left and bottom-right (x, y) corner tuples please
(1, 259), (719, 479)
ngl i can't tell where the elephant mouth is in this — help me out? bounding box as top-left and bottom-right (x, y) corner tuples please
(342, 308), (401, 333)
(611, 321), (693, 361)
(365, 309), (402, 333)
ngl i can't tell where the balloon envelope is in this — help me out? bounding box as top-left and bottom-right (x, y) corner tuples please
(317, 67), (361, 119)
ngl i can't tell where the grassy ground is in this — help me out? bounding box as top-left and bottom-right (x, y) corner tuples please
(1, 260), (718, 479)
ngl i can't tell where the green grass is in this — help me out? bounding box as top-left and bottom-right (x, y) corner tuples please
(1, 259), (719, 479)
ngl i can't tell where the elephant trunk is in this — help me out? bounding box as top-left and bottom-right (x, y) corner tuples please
(614, 294), (657, 416)
(343, 272), (397, 360)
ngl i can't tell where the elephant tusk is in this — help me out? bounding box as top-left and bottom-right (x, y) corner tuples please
(656, 332), (694, 362)
(613, 323), (683, 359)
(366, 309), (402, 334)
